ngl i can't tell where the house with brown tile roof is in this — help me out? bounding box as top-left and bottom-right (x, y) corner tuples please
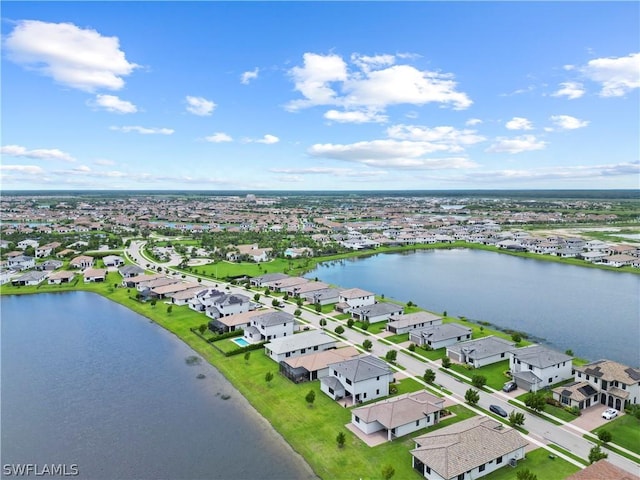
(566, 460), (639, 480)
(573, 359), (640, 411)
(280, 346), (360, 383)
(410, 417), (528, 480)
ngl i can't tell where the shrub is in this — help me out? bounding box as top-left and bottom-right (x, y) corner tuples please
(335, 325), (345, 335)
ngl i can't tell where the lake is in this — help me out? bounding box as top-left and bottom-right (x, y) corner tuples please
(1, 292), (316, 480)
(307, 249), (640, 367)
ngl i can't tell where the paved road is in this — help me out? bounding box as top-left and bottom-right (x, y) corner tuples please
(125, 241), (640, 476)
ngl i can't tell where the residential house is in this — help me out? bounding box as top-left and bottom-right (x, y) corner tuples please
(301, 288), (341, 306)
(11, 270), (48, 286)
(103, 255), (125, 267)
(281, 281), (329, 297)
(602, 254), (635, 267)
(35, 242), (61, 258)
(227, 244), (272, 262)
(566, 460), (640, 480)
(121, 273), (165, 288)
(409, 324), (472, 350)
(320, 354), (394, 406)
(204, 293), (251, 319)
(447, 336), (516, 368)
(47, 270), (76, 284)
(336, 288), (376, 313)
(243, 311), (295, 344)
(551, 381), (600, 410)
(83, 268), (107, 282)
(36, 259), (63, 271)
(387, 311), (443, 334)
(265, 330), (337, 363)
(250, 272), (289, 287)
(262, 276), (309, 293)
(70, 255), (94, 270)
(209, 309), (268, 334)
(7, 255), (35, 271)
(188, 288), (225, 312)
(509, 345), (573, 392)
(350, 302), (404, 323)
(280, 346), (360, 383)
(284, 247), (313, 258)
(168, 286), (208, 306)
(410, 417), (528, 480)
(151, 282), (200, 299)
(569, 359), (640, 411)
(119, 265), (145, 278)
(136, 277), (180, 294)
(351, 390), (445, 442)
(17, 239), (39, 250)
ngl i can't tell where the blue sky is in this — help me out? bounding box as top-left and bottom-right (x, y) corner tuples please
(1, 1), (639, 190)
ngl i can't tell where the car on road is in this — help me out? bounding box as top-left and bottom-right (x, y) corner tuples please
(602, 408), (618, 420)
(490, 404), (508, 417)
(502, 381), (517, 392)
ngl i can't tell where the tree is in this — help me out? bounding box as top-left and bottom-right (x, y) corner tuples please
(296, 298), (304, 307)
(272, 298), (280, 307)
(150, 299), (157, 308)
(465, 388), (479, 406)
(407, 301), (414, 307)
(385, 350), (397, 363)
(336, 431), (346, 449)
(254, 293), (261, 302)
(305, 390), (316, 408)
(509, 411), (526, 427)
(167, 305), (173, 314)
(472, 375), (487, 389)
(597, 430), (612, 443)
(408, 343), (416, 352)
(346, 318), (354, 328)
(294, 309), (302, 317)
(319, 318), (327, 327)
(381, 465), (395, 480)
(244, 351), (251, 364)
(362, 339), (373, 351)
(516, 469), (538, 480)
(511, 332), (522, 343)
(441, 357), (451, 368)
(198, 324), (207, 335)
(423, 369), (436, 384)
(588, 445), (608, 464)
(265, 371), (274, 386)
(335, 325), (345, 335)
(565, 349), (574, 356)
(361, 320), (369, 331)
(524, 391), (547, 413)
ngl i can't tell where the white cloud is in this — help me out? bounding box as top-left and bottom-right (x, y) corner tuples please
(0, 164), (46, 174)
(486, 135), (546, 154)
(185, 96), (216, 116)
(3, 20), (138, 91)
(286, 52), (471, 114)
(549, 115), (589, 130)
(93, 94), (138, 114)
(110, 126), (174, 135)
(582, 52), (640, 97)
(552, 81), (585, 100)
(461, 161), (639, 182)
(386, 125), (485, 150)
(324, 109), (388, 124)
(94, 159), (115, 166)
(241, 68), (259, 84)
(205, 132), (233, 143)
(505, 117), (534, 130)
(466, 118), (482, 126)
(256, 134), (280, 144)
(1, 144), (75, 162)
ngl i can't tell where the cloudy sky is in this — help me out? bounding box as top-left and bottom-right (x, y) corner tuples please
(1, 1), (638, 190)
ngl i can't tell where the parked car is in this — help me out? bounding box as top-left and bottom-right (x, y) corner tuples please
(490, 404), (508, 417)
(602, 408), (618, 420)
(502, 381), (517, 392)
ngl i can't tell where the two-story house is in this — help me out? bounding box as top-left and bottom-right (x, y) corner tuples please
(350, 302), (404, 324)
(509, 345), (573, 392)
(204, 293), (251, 319)
(320, 354), (394, 406)
(336, 288), (376, 313)
(265, 330), (336, 363)
(409, 323), (472, 350)
(244, 311), (295, 344)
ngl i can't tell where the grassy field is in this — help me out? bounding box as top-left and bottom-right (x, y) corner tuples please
(485, 448), (579, 480)
(592, 414), (640, 455)
(448, 360), (511, 390)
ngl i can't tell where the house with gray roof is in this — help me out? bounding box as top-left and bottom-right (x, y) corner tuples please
(7, 255), (35, 271)
(265, 330), (336, 363)
(11, 270), (48, 286)
(320, 354), (394, 405)
(300, 288), (341, 306)
(281, 280), (329, 296)
(250, 272), (289, 287)
(387, 311), (443, 334)
(447, 336), (515, 368)
(119, 264), (145, 278)
(350, 302), (404, 323)
(351, 390), (445, 442)
(280, 346), (360, 383)
(509, 345), (573, 392)
(410, 417), (528, 480)
(262, 276), (309, 292)
(36, 259), (63, 271)
(103, 255), (125, 267)
(243, 311), (295, 344)
(47, 270), (76, 284)
(571, 359), (640, 411)
(204, 293), (251, 319)
(410, 323), (472, 350)
(336, 288), (376, 312)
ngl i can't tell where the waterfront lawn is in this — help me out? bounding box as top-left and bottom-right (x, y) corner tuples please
(411, 346), (447, 361)
(448, 361), (511, 390)
(593, 414), (640, 455)
(485, 448), (579, 480)
(384, 333), (409, 344)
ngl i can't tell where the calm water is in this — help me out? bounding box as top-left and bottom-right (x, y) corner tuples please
(308, 249), (640, 367)
(1, 292), (316, 480)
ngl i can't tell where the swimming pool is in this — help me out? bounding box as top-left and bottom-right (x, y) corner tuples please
(232, 337), (250, 347)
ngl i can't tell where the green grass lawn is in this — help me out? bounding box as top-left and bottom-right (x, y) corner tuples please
(384, 333), (409, 344)
(448, 360), (511, 390)
(593, 414), (640, 455)
(355, 321), (387, 334)
(411, 346), (447, 361)
(513, 390), (580, 423)
(485, 448), (579, 480)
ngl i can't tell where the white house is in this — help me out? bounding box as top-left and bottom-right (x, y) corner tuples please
(204, 293), (251, 319)
(561, 359), (640, 411)
(320, 354), (394, 406)
(280, 346), (360, 383)
(411, 417), (528, 480)
(11, 270), (48, 286)
(387, 311), (443, 334)
(509, 345), (573, 392)
(7, 255), (35, 271)
(70, 255), (94, 270)
(47, 270), (76, 284)
(35, 242), (61, 258)
(447, 336), (516, 368)
(350, 302), (404, 323)
(351, 390), (445, 442)
(336, 288), (376, 312)
(17, 239), (39, 250)
(410, 323), (472, 350)
(265, 330), (336, 363)
(301, 288), (341, 306)
(208, 309), (268, 334)
(83, 268), (107, 282)
(103, 255), (125, 267)
(250, 272), (289, 287)
(244, 311), (295, 344)
(262, 276), (309, 292)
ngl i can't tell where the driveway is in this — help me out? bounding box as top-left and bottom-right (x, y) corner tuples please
(570, 403), (620, 431)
